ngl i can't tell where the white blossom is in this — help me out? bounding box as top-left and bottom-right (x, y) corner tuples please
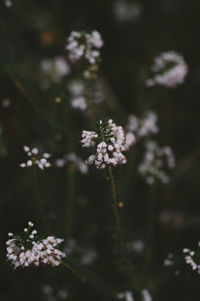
(40, 56), (70, 89)
(138, 141), (175, 184)
(183, 245), (200, 274)
(5, 0), (12, 7)
(71, 96), (87, 110)
(81, 119), (130, 169)
(117, 291), (134, 301)
(66, 30), (103, 65)
(55, 152), (88, 174)
(113, 1), (142, 23)
(146, 51), (188, 88)
(19, 146), (51, 170)
(142, 290), (152, 301)
(126, 111), (159, 140)
(6, 222), (66, 269)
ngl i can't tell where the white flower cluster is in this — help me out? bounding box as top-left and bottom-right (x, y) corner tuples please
(117, 291), (134, 301)
(66, 30), (103, 64)
(113, 0), (142, 23)
(163, 253), (174, 267)
(6, 222), (66, 269)
(142, 290), (152, 301)
(127, 240), (145, 254)
(40, 56), (70, 89)
(64, 238), (97, 266)
(117, 290), (151, 301)
(43, 284), (69, 300)
(81, 119), (132, 169)
(138, 141), (175, 185)
(55, 153), (88, 174)
(4, 0), (12, 7)
(68, 80), (87, 111)
(183, 246), (200, 274)
(146, 51), (188, 88)
(19, 146), (51, 169)
(126, 111), (159, 140)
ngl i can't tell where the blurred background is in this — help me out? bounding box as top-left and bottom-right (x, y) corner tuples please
(1, 0), (200, 300)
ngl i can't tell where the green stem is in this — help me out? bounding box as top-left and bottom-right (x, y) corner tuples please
(31, 166), (49, 232)
(65, 165), (76, 238)
(145, 182), (158, 267)
(108, 165), (124, 251)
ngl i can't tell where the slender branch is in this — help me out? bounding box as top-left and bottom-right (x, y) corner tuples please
(62, 261), (87, 283)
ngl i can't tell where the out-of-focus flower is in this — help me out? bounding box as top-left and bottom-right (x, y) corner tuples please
(138, 141), (175, 184)
(127, 240), (145, 254)
(117, 291), (134, 301)
(55, 153), (88, 174)
(146, 51), (188, 88)
(163, 253), (174, 267)
(113, 0), (142, 23)
(19, 146), (51, 170)
(66, 30), (103, 65)
(6, 222), (66, 269)
(1, 98), (11, 108)
(4, 0), (12, 7)
(81, 119), (131, 169)
(126, 111), (159, 140)
(142, 290), (152, 301)
(40, 56), (70, 89)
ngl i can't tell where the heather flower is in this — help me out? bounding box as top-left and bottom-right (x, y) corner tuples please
(66, 30), (103, 65)
(146, 51), (188, 88)
(138, 141), (175, 184)
(6, 222), (66, 269)
(19, 146), (51, 170)
(81, 119), (132, 169)
(183, 245), (200, 274)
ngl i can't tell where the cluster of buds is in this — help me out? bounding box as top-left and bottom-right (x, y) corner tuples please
(55, 152), (88, 174)
(146, 51), (188, 88)
(19, 146), (51, 170)
(81, 119), (133, 169)
(66, 30), (103, 65)
(183, 247), (200, 274)
(126, 111), (159, 140)
(138, 141), (175, 185)
(6, 222), (66, 269)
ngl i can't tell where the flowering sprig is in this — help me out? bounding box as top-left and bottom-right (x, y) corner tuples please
(81, 119), (132, 169)
(6, 222), (66, 269)
(138, 141), (175, 184)
(19, 146), (51, 170)
(146, 51), (188, 88)
(66, 30), (103, 65)
(183, 246), (200, 274)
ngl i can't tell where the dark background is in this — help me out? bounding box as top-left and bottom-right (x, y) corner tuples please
(0, 0), (200, 300)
